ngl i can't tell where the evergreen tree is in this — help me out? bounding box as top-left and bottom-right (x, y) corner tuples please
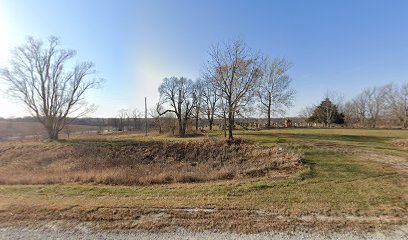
(309, 98), (344, 126)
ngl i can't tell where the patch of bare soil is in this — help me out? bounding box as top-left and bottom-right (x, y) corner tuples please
(2, 225), (408, 240)
(0, 138), (301, 185)
(354, 151), (408, 174)
(0, 205), (406, 234)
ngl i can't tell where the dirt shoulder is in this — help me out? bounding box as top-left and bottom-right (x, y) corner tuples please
(1, 203), (407, 234)
(1, 223), (407, 240)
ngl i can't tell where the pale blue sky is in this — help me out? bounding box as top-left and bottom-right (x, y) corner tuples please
(1, 0), (408, 117)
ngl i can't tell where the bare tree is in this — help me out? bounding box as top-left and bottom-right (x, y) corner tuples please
(64, 124), (72, 139)
(192, 79), (203, 130)
(342, 101), (360, 127)
(344, 86), (386, 128)
(158, 76), (196, 137)
(151, 102), (177, 135)
(352, 93), (369, 126)
(117, 109), (128, 131)
(343, 83), (407, 128)
(131, 108), (142, 130)
(298, 105), (315, 126)
(163, 112), (177, 135)
(1, 36), (102, 140)
(204, 39), (262, 141)
(200, 77), (220, 130)
(363, 86), (387, 128)
(258, 58), (295, 127)
(150, 102), (164, 134)
(221, 96), (228, 137)
(385, 83), (408, 128)
(96, 118), (106, 133)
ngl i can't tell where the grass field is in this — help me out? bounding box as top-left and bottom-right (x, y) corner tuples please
(0, 128), (407, 232)
(0, 120), (100, 140)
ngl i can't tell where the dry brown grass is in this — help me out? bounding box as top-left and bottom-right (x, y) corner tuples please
(393, 139), (408, 150)
(0, 138), (300, 185)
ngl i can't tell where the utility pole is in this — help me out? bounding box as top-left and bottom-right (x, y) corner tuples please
(145, 97), (148, 136)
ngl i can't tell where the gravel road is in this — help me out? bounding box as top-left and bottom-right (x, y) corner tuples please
(1, 225), (407, 240)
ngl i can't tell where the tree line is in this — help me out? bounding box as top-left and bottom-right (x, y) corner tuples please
(155, 39), (295, 141)
(301, 83), (408, 129)
(3, 36), (405, 141)
(344, 83), (408, 128)
(1, 37), (295, 140)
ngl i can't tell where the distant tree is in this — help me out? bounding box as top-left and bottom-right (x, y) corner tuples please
(117, 109), (128, 131)
(158, 76), (196, 137)
(132, 108), (142, 130)
(298, 105), (315, 126)
(362, 87), (386, 128)
(342, 101), (360, 127)
(96, 118), (106, 132)
(200, 77), (220, 130)
(203, 39), (263, 141)
(192, 79), (203, 130)
(299, 105), (314, 120)
(150, 102), (164, 134)
(343, 84), (405, 128)
(163, 112), (177, 135)
(258, 58), (295, 127)
(309, 98), (344, 126)
(346, 93), (369, 126)
(0, 36), (103, 140)
(360, 86), (387, 128)
(385, 83), (408, 128)
(64, 124), (72, 138)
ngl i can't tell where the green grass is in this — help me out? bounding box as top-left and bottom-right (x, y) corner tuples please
(239, 128), (408, 157)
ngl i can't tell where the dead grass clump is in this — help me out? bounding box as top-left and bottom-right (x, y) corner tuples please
(0, 138), (301, 185)
(392, 139), (408, 150)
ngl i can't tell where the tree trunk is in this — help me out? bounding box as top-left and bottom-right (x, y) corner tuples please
(223, 110), (227, 138)
(179, 126), (185, 137)
(209, 119), (213, 130)
(267, 95), (271, 128)
(177, 117), (184, 137)
(195, 116), (199, 130)
(47, 127), (59, 140)
(182, 118), (188, 137)
(228, 108), (234, 142)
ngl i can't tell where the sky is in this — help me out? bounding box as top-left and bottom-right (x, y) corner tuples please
(1, 0), (408, 118)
